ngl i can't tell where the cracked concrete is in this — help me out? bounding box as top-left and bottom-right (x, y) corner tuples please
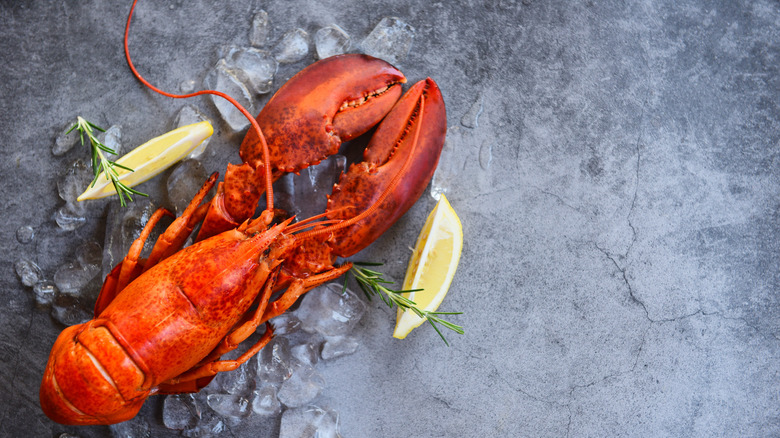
(1, 0), (779, 437)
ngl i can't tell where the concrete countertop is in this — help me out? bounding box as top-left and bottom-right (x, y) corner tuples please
(1, 1), (778, 437)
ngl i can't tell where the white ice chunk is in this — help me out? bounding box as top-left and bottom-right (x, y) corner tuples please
(297, 283), (366, 337)
(163, 394), (202, 430)
(206, 393), (251, 419)
(250, 10), (271, 47)
(166, 159), (209, 214)
(204, 60), (255, 132)
(279, 405), (342, 438)
(222, 46), (277, 95)
(251, 385), (282, 416)
(15, 259), (42, 287)
(277, 362), (325, 408)
(274, 28), (310, 64)
(361, 17), (415, 65)
(315, 25), (350, 59)
(321, 335), (359, 361)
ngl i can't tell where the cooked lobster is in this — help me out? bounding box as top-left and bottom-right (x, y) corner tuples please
(39, 0), (446, 426)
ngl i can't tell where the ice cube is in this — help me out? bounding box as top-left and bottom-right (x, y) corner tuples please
(213, 356), (254, 396)
(58, 159), (93, 206)
(204, 60), (255, 132)
(172, 105), (212, 158)
(460, 93), (484, 128)
(102, 200), (161, 279)
(271, 313), (302, 336)
(76, 240), (103, 268)
(180, 79), (197, 93)
(108, 413), (150, 438)
(100, 125), (123, 160)
(32, 281), (57, 308)
(16, 225), (34, 244)
(290, 342), (319, 366)
(297, 283), (367, 337)
(206, 393), (251, 419)
(14, 259), (42, 287)
(283, 155), (346, 221)
(181, 410), (226, 438)
(163, 394), (202, 430)
(361, 17), (415, 65)
(315, 25), (351, 59)
(54, 204), (87, 231)
(279, 405), (341, 438)
(50, 303), (92, 326)
(250, 10), (271, 47)
(166, 159), (210, 214)
(54, 262), (100, 297)
(256, 336), (295, 385)
(430, 126), (460, 200)
(53, 120), (80, 156)
(277, 362), (325, 408)
(251, 385), (281, 416)
(274, 28), (310, 64)
(320, 335), (359, 361)
(223, 46), (277, 95)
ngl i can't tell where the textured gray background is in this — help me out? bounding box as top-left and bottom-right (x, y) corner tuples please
(1, 0), (779, 437)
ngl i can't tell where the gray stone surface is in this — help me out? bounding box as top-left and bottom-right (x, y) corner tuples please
(1, 0), (778, 437)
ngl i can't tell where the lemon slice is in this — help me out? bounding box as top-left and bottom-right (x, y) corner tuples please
(77, 121), (213, 201)
(393, 194), (463, 339)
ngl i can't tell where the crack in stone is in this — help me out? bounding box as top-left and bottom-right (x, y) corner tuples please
(625, 100), (643, 258)
(531, 185), (583, 214)
(595, 242), (651, 322)
(719, 314), (780, 342)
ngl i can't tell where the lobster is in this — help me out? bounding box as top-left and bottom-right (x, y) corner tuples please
(39, 0), (446, 427)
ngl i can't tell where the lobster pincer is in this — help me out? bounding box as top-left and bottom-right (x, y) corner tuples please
(196, 54), (407, 240)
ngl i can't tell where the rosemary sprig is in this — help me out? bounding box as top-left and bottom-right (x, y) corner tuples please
(346, 262), (464, 346)
(67, 116), (148, 206)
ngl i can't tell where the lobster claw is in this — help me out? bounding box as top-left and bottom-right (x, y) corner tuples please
(197, 54), (406, 240)
(324, 78), (447, 257)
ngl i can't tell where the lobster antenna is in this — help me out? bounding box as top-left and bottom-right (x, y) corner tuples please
(124, 0), (275, 215)
(296, 94), (426, 241)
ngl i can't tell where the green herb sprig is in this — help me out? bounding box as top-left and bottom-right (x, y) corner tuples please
(346, 262), (464, 346)
(68, 117), (147, 206)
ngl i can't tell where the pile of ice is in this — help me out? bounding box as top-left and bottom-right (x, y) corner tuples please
(152, 283), (364, 438)
(203, 10), (415, 133)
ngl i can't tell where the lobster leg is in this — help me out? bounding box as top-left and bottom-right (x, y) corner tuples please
(94, 208), (172, 316)
(144, 172), (218, 269)
(94, 174), (219, 316)
(197, 264), (277, 365)
(261, 263), (353, 323)
(160, 324), (274, 388)
(156, 256), (278, 394)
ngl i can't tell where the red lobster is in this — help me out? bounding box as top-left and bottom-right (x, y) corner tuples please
(39, 0), (446, 427)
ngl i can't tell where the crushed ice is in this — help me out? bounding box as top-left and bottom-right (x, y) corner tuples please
(41, 9), (424, 436)
(274, 28), (310, 64)
(361, 17), (415, 65)
(315, 25), (351, 59)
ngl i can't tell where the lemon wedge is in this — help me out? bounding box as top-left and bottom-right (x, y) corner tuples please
(77, 121), (213, 201)
(393, 194), (463, 339)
